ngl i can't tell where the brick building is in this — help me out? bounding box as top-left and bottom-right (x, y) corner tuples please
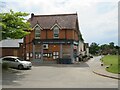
(23, 13), (84, 64)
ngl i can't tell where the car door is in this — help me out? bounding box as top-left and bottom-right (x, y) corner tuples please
(3, 58), (18, 68)
(2, 58), (11, 66)
(8, 58), (19, 68)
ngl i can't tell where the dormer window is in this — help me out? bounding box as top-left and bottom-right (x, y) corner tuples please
(53, 26), (59, 38)
(35, 26), (41, 39)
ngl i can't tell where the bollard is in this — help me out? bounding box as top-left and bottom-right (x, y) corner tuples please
(101, 63), (103, 66)
(106, 66), (109, 68)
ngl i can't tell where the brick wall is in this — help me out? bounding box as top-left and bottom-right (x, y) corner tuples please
(24, 28), (79, 61)
(25, 29), (79, 40)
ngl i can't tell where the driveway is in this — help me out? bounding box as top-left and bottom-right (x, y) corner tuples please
(2, 57), (118, 88)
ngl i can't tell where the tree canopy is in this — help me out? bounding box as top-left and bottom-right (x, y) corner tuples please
(89, 42), (119, 55)
(0, 10), (31, 40)
(89, 42), (99, 55)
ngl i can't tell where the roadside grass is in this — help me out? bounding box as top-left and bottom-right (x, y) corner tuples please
(101, 55), (120, 74)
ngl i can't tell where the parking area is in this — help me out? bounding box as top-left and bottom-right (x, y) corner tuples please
(2, 61), (118, 88)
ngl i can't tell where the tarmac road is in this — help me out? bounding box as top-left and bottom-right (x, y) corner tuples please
(2, 57), (118, 88)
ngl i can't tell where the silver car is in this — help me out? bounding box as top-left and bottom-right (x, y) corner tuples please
(1, 56), (32, 70)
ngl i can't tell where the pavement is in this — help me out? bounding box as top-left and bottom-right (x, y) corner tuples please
(86, 56), (120, 80)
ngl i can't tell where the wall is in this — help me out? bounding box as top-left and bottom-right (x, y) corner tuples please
(1, 48), (21, 57)
(24, 28), (80, 61)
(25, 29), (79, 40)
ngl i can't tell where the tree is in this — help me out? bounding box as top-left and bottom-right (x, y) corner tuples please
(109, 42), (114, 49)
(89, 42), (99, 55)
(100, 44), (109, 55)
(0, 10), (31, 40)
(117, 46), (120, 55)
(90, 42), (119, 55)
(100, 42), (119, 55)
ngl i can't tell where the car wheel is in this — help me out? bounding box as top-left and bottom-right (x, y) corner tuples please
(18, 65), (23, 70)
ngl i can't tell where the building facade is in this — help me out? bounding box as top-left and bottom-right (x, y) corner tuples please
(0, 39), (23, 58)
(23, 13), (84, 63)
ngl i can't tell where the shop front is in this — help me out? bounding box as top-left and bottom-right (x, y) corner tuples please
(31, 39), (79, 64)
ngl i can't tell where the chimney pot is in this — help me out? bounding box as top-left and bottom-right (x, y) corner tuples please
(31, 13), (34, 20)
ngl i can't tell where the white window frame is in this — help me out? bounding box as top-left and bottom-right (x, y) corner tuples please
(33, 24), (43, 39)
(35, 26), (41, 39)
(53, 26), (59, 38)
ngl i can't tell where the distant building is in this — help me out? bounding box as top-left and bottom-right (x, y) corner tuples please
(23, 13), (84, 64)
(84, 43), (89, 56)
(0, 39), (23, 58)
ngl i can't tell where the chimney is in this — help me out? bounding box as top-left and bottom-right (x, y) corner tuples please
(31, 13), (34, 20)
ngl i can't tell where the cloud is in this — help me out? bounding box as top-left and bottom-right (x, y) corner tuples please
(75, 2), (118, 45)
(1, 0), (119, 45)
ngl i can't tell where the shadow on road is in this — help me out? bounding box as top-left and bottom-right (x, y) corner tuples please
(2, 62), (89, 87)
(2, 69), (29, 86)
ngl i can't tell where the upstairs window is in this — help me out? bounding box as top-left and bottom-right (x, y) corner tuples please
(35, 26), (41, 39)
(53, 26), (59, 38)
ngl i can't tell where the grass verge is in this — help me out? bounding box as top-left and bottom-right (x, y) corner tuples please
(101, 55), (120, 74)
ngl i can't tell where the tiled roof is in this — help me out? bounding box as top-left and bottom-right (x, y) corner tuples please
(29, 13), (78, 29)
(0, 39), (23, 48)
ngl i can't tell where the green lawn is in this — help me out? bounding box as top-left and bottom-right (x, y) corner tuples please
(101, 55), (120, 74)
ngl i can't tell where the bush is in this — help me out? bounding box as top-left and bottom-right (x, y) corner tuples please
(2, 62), (9, 70)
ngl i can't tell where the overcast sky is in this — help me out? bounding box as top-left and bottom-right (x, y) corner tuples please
(0, 0), (119, 45)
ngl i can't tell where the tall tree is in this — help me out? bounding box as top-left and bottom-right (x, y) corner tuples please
(89, 42), (99, 55)
(100, 44), (109, 55)
(0, 10), (31, 40)
(90, 42), (119, 55)
(109, 42), (114, 49)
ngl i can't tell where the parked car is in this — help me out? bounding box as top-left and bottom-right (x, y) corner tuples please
(0, 56), (32, 70)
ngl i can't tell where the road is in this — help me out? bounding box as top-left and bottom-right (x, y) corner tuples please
(2, 56), (118, 88)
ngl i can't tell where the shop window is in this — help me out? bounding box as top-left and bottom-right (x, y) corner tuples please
(27, 53), (29, 57)
(30, 53), (33, 57)
(53, 56), (56, 59)
(53, 52), (59, 59)
(26, 53), (29, 60)
(35, 54), (38, 59)
(39, 54), (41, 58)
(35, 52), (41, 59)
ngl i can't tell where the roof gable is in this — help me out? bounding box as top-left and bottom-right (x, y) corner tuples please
(50, 23), (61, 30)
(33, 23), (43, 30)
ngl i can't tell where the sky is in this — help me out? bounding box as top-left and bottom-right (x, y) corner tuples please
(0, 0), (119, 45)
